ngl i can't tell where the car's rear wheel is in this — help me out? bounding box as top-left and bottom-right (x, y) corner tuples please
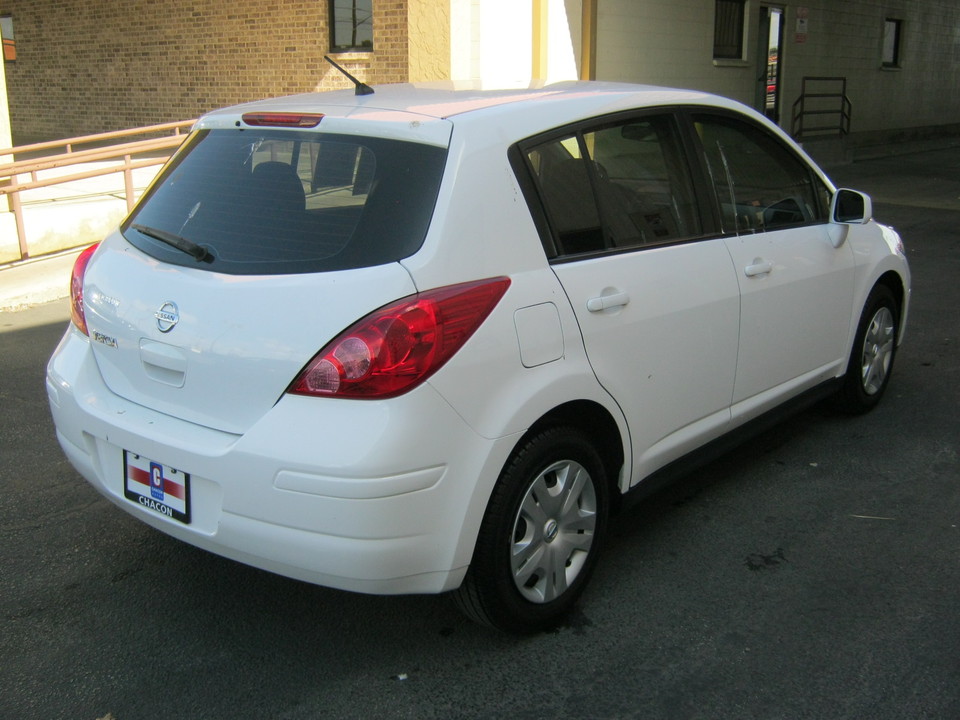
(837, 283), (899, 413)
(453, 426), (609, 633)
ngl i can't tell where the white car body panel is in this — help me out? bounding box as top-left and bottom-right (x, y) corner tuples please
(47, 329), (520, 593)
(197, 93), (455, 147)
(399, 117), (559, 288)
(846, 222), (912, 344)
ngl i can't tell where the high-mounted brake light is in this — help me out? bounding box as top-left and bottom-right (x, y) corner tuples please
(289, 277), (511, 400)
(241, 112), (324, 128)
(70, 243), (99, 336)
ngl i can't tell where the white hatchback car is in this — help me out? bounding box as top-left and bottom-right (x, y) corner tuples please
(47, 81), (910, 633)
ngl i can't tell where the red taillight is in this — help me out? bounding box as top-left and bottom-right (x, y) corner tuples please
(289, 277), (511, 399)
(70, 243), (99, 336)
(241, 112), (324, 128)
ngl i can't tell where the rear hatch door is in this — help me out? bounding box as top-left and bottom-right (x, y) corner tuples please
(78, 116), (449, 435)
(82, 234), (417, 435)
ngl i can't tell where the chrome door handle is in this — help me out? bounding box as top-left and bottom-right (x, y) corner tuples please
(587, 291), (630, 312)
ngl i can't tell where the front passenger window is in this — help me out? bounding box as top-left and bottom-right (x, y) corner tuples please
(693, 114), (828, 235)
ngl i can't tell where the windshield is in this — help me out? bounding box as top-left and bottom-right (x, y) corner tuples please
(123, 129), (447, 274)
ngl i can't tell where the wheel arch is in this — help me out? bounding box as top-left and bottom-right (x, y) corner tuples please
(876, 269), (905, 310)
(874, 268), (909, 345)
(520, 399), (627, 508)
(452, 402), (626, 630)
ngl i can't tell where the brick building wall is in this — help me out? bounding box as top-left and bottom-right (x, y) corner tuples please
(0, 0), (416, 142)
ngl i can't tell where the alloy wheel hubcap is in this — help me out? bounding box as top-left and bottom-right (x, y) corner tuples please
(861, 306), (895, 395)
(510, 459), (597, 604)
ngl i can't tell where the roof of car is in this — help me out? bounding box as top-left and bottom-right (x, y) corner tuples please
(196, 81), (747, 147)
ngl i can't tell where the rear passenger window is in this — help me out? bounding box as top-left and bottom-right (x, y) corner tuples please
(526, 134), (604, 255)
(585, 119), (702, 247)
(524, 115), (700, 258)
(693, 114), (828, 234)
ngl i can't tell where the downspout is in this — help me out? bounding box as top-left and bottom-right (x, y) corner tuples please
(532, 0), (548, 81)
(581, 0), (597, 80)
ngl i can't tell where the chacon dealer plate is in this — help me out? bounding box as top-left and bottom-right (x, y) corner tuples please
(123, 451), (191, 524)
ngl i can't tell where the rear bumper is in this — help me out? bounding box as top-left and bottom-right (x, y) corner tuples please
(46, 328), (517, 595)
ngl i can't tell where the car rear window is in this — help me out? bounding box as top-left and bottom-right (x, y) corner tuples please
(123, 129), (447, 274)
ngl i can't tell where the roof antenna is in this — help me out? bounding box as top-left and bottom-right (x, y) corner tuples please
(324, 55), (375, 96)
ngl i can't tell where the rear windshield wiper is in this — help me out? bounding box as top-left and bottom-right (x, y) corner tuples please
(131, 224), (214, 263)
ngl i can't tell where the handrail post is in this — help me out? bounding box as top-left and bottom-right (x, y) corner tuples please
(8, 174), (29, 260)
(123, 154), (135, 213)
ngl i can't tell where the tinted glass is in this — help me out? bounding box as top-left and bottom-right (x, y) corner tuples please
(525, 115), (700, 257)
(124, 129), (447, 274)
(526, 134), (605, 255)
(584, 117), (701, 246)
(693, 114), (826, 234)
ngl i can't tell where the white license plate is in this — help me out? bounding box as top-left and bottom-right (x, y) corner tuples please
(123, 451), (191, 524)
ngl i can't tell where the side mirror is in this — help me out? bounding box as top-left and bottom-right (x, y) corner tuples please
(831, 188), (873, 224)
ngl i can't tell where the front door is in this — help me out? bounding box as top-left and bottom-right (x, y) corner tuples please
(691, 111), (856, 419)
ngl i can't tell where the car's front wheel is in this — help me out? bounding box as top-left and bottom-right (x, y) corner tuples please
(453, 426), (609, 633)
(837, 283), (900, 413)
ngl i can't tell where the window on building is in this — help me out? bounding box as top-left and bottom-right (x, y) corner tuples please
(713, 0), (746, 60)
(882, 18), (902, 68)
(1, 16), (15, 62)
(329, 0), (373, 53)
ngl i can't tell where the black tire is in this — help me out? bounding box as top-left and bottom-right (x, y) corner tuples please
(453, 426), (609, 633)
(836, 283), (899, 414)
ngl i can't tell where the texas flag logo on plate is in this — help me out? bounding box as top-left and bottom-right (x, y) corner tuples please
(123, 452), (191, 524)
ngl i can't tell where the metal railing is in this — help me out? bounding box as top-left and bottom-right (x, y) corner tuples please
(791, 76), (851, 141)
(0, 119), (195, 261)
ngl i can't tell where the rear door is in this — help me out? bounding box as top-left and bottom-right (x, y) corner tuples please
(519, 113), (741, 482)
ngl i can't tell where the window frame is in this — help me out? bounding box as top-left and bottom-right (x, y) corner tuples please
(713, 0), (748, 61)
(1, 15), (15, 63)
(328, 0), (374, 54)
(881, 18), (903, 69)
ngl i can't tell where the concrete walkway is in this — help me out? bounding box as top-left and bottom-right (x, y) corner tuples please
(0, 246), (83, 310)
